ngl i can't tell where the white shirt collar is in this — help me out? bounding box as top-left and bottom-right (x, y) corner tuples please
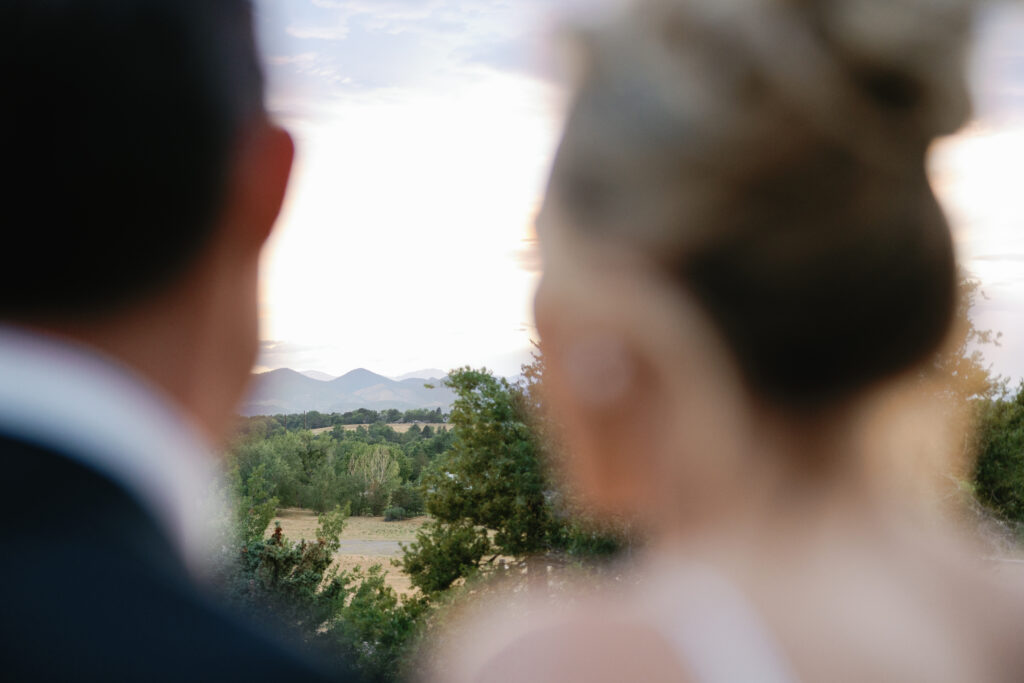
(0, 325), (225, 578)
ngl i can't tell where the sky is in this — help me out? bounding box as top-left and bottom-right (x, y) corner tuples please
(252, 0), (1024, 383)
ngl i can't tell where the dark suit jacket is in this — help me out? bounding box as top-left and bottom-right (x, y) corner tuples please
(0, 435), (354, 682)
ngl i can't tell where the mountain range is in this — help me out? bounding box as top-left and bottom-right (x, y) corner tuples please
(296, 368), (448, 383)
(242, 368), (454, 416)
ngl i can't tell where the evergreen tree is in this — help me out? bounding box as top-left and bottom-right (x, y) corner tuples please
(400, 367), (552, 592)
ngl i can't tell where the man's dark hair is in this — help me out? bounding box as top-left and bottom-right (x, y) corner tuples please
(1, 0), (265, 317)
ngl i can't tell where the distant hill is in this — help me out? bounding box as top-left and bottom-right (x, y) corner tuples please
(392, 368), (447, 381)
(299, 370), (335, 381)
(243, 368), (455, 416)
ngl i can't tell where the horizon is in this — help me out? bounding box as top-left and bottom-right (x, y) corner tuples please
(254, 366), (447, 379)
(251, 366), (518, 381)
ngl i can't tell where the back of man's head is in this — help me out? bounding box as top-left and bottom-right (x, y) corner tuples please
(1, 0), (265, 318)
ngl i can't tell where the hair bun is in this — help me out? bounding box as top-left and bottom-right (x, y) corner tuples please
(815, 0), (974, 139)
(651, 0), (975, 163)
(547, 0), (967, 408)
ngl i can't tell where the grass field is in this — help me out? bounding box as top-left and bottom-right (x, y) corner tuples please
(309, 423), (450, 435)
(271, 508), (428, 596)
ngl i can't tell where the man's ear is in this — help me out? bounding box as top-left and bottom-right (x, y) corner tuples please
(225, 122), (295, 250)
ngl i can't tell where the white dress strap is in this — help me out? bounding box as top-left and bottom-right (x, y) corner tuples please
(650, 564), (801, 683)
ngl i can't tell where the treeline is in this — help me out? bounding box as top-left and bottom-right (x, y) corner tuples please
(229, 417), (453, 520)
(238, 407), (447, 436)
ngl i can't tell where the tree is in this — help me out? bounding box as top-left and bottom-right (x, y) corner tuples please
(350, 444), (402, 515)
(397, 520), (491, 593)
(227, 504), (349, 637)
(920, 275), (1008, 487)
(321, 565), (430, 681)
(297, 432), (329, 481)
(917, 274), (1024, 542)
(370, 422), (401, 443)
(428, 368), (550, 557)
(232, 462), (280, 545)
(973, 385), (1024, 533)
(402, 368), (552, 592)
(930, 275), (1005, 403)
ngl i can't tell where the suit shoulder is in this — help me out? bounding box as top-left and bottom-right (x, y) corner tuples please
(0, 435), (353, 681)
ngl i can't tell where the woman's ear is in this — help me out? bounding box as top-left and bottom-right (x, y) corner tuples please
(542, 320), (669, 519)
(561, 334), (635, 410)
(534, 234), (754, 526)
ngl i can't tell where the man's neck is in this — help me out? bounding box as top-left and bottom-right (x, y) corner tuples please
(20, 294), (235, 447)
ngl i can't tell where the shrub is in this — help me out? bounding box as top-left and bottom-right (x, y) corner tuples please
(223, 504), (350, 639)
(397, 519), (491, 594)
(324, 565), (431, 680)
(390, 484), (424, 516)
(363, 489), (391, 516)
(217, 503), (431, 680)
(384, 507), (408, 521)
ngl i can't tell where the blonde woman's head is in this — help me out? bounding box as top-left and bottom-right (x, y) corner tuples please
(535, 0), (974, 523)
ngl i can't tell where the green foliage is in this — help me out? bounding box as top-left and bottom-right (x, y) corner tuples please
(349, 444), (403, 515)
(924, 276), (1022, 534)
(220, 501), (428, 680)
(390, 484), (424, 516)
(317, 503), (351, 553)
(323, 565), (431, 681)
(423, 368), (550, 556)
(402, 407), (445, 423)
(384, 507), (408, 522)
(550, 515), (628, 558)
(228, 504), (350, 637)
(249, 407), (449, 432)
(225, 414), (452, 519)
(930, 276), (1006, 403)
(397, 520), (491, 594)
(400, 367), (552, 593)
(221, 355), (625, 679)
(233, 463), (280, 545)
(402, 361), (627, 593)
(973, 385), (1024, 530)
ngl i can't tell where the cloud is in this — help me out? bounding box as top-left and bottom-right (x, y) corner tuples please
(459, 38), (538, 79)
(285, 25), (350, 40)
(266, 52), (318, 66)
(971, 253), (1024, 263)
(257, 340), (336, 372)
(971, 3), (1024, 123)
(257, 0), (554, 106)
(313, 0), (447, 27)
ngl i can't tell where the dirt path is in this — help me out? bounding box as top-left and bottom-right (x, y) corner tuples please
(270, 508), (426, 596)
(337, 539), (405, 556)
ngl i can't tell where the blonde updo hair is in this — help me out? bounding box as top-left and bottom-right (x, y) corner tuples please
(544, 0), (972, 409)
